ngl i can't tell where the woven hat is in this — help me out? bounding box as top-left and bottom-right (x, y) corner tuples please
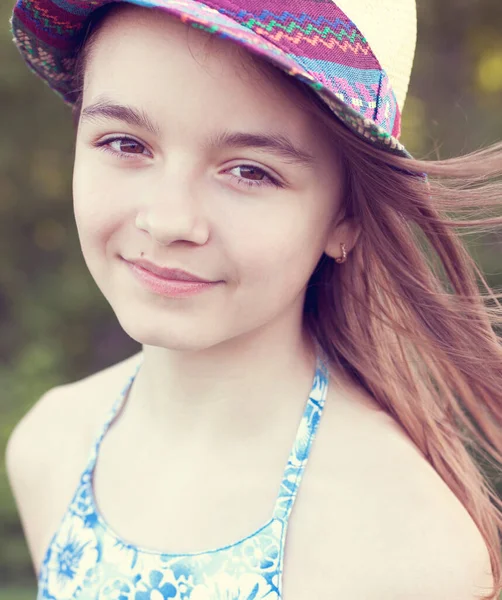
(10, 0), (417, 158)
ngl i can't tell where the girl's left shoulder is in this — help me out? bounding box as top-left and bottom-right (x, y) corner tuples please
(298, 379), (494, 599)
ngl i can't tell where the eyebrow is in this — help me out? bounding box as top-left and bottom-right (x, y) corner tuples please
(205, 130), (317, 168)
(80, 97), (161, 136)
(80, 98), (317, 168)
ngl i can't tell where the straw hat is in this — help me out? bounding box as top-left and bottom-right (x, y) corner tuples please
(10, 0), (417, 158)
(336, 0), (417, 114)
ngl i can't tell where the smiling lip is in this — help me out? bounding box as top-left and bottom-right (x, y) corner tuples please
(122, 257), (221, 298)
(126, 258), (216, 283)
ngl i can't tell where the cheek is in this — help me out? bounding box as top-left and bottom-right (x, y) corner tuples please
(72, 152), (127, 250)
(228, 202), (327, 293)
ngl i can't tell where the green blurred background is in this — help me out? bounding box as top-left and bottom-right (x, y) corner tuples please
(1, 1), (502, 597)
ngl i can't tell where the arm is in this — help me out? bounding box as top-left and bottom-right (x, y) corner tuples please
(5, 386), (68, 577)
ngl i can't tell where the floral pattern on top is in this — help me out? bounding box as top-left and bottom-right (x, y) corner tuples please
(37, 350), (329, 599)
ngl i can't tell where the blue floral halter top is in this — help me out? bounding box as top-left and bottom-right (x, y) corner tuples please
(37, 351), (330, 600)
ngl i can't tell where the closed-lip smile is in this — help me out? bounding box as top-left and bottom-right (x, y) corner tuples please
(124, 257), (217, 283)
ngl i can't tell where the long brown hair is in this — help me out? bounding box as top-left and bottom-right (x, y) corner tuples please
(71, 6), (502, 598)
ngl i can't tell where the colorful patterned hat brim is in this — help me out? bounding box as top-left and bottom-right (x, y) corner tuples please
(10, 0), (412, 158)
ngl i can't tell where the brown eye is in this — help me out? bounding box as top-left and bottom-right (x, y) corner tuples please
(115, 139), (146, 154)
(96, 136), (151, 159)
(238, 166), (267, 181)
(226, 164), (282, 189)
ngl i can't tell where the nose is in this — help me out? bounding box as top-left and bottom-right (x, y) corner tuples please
(135, 166), (210, 246)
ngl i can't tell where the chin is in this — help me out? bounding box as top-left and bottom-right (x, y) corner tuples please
(114, 311), (228, 352)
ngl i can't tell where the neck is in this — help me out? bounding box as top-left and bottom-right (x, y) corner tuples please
(124, 321), (320, 444)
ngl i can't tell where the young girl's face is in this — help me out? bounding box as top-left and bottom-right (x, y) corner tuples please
(73, 5), (348, 351)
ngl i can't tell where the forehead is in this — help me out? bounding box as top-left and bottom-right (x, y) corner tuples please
(83, 4), (333, 150)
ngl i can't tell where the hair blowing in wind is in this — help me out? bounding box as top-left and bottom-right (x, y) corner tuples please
(302, 92), (502, 599)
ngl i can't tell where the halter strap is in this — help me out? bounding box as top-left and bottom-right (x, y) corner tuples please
(87, 356), (144, 471)
(272, 351), (330, 523)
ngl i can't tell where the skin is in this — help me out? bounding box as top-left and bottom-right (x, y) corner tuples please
(73, 4), (360, 439)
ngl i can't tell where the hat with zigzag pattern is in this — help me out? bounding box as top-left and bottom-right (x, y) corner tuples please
(10, 0), (417, 158)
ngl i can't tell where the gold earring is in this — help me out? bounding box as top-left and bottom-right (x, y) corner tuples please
(335, 242), (347, 264)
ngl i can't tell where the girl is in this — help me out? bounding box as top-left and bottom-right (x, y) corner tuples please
(6, 1), (502, 599)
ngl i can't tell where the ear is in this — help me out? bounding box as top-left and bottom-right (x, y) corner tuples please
(324, 216), (361, 261)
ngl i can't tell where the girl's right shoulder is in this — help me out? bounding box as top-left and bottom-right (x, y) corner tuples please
(4, 351), (143, 575)
(6, 350), (143, 464)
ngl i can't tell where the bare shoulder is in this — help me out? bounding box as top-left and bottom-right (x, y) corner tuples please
(4, 351), (143, 575)
(366, 415), (494, 599)
(300, 376), (494, 599)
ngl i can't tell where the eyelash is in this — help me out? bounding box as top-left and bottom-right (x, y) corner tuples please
(94, 136), (283, 189)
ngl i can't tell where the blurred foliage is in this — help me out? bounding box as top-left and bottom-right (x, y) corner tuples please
(1, 0), (501, 589)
